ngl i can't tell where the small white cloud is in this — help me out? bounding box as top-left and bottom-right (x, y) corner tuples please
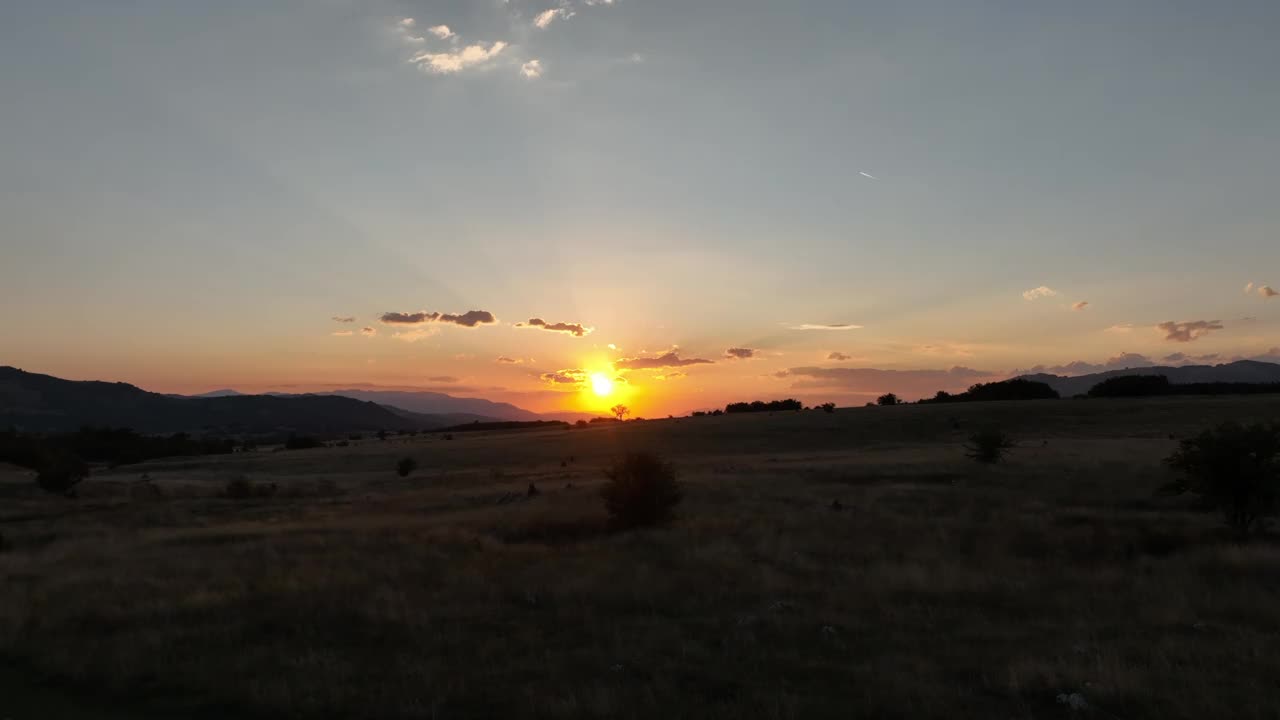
(1104, 323), (1134, 334)
(521, 59), (543, 78)
(409, 41), (508, 74)
(393, 327), (439, 343)
(428, 25), (455, 40)
(331, 330), (354, 337)
(1022, 286), (1059, 301)
(1245, 281), (1255, 294)
(1072, 301), (1089, 311)
(789, 323), (863, 331)
(534, 7), (574, 29)
(398, 18), (416, 28)
(859, 171), (878, 180)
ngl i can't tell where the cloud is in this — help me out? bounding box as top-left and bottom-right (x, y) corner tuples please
(534, 7), (574, 28)
(332, 316), (356, 323)
(520, 59), (543, 78)
(725, 347), (755, 360)
(380, 310), (496, 327)
(1072, 301), (1089, 311)
(1260, 285), (1279, 298)
(428, 376), (460, 383)
(360, 326), (377, 337)
(1162, 352), (1219, 365)
(516, 318), (590, 336)
(427, 25), (455, 40)
(496, 356), (523, 364)
(777, 366), (993, 398)
(1245, 282), (1255, 294)
(789, 323), (863, 331)
(331, 331), (354, 337)
(653, 372), (686, 381)
(615, 351), (714, 370)
(1022, 286), (1059, 301)
(409, 42), (508, 74)
(1015, 352), (1155, 376)
(1104, 323), (1134, 334)
(541, 369), (588, 385)
(398, 18), (416, 28)
(828, 352), (852, 361)
(1158, 320), (1224, 343)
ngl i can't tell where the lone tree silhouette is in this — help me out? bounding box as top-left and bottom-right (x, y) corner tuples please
(876, 393), (901, 406)
(611, 404), (630, 421)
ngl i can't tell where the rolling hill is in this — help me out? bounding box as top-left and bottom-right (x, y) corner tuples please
(0, 367), (477, 434)
(1017, 359), (1280, 397)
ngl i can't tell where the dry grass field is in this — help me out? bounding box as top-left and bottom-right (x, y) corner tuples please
(2, 396), (1279, 719)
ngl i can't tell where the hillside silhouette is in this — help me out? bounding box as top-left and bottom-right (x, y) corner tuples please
(1018, 360), (1280, 397)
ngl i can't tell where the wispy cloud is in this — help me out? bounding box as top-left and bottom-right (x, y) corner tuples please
(1245, 282), (1255, 294)
(496, 356), (523, 364)
(828, 352), (852, 361)
(789, 323), (862, 331)
(380, 310), (497, 327)
(360, 326), (377, 337)
(541, 369), (588, 385)
(1157, 320), (1224, 343)
(1260, 285), (1279, 298)
(1104, 323), (1134, 334)
(1022, 286), (1059, 301)
(409, 42), (508, 74)
(332, 316), (356, 323)
(331, 330), (354, 337)
(859, 171), (878, 180)
(725, 347), (755, 360)
(534, 7), (574, 29)
(777, 366), (993, 398)
(393, 328), (438, 343)
(615, 351), (714, 370)
(1072, 301), (1089, 311)
(427, 25), (455, 40)
(516, 318), (591, 336)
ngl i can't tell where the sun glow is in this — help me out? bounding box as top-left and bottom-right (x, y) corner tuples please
(590, 372), (614, 397)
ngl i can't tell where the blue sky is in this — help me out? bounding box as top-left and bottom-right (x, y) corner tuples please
(2, 0), (1278, 412)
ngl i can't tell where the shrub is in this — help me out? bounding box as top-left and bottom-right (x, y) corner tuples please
(876, 393), (901, 406)
(396, 457), (418, 478)
(965, 429), (1015, 464)
(1163, 421), (1280, 539)
(284, 434), (322, 450)
(36, 455), (89, 497)
(601, 453), (683, 529)
(819, 402), (836, 414)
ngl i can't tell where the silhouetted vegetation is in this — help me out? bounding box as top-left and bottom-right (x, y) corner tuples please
(1090, 375), (1280, 398)
(36, 454), (89, 497)
(965, 429), (1015, 464)
(1163, 421), (1280, 539)
(920, 379), (1059, 404)
(601, 452), (683, 529)
(611, 404), (631, 421)
(0, 426), (235, 470)
(284, 434), (323, 450)
(725, 399), (803, 414)
(435, 420), (569, 434)
(876, 393), (901, 406)
(396, 457), (418, 478)
(819, 402), (837, 414)
(224, 476), (277, 500)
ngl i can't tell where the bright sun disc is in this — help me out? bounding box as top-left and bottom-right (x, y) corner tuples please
(590, 373), (614, 397)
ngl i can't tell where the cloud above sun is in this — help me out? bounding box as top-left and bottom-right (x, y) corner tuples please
(516, 318), (592, 337)
(614, 351), (714, 370)
(380, 310), (497, 328)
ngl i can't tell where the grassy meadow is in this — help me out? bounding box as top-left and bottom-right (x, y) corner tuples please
(2, 396), (1279, 719)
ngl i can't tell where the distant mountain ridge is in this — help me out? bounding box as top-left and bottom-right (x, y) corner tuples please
(1016, 360), (1280, 398)
(0, 367), (487, 434)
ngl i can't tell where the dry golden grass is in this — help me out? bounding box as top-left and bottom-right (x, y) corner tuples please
(2, 396), (1279, 718)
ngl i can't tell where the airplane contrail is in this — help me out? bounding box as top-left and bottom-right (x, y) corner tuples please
(860, 171), (878, 180)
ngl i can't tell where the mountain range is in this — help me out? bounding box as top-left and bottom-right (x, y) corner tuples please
(1017, 359), (1280, 397)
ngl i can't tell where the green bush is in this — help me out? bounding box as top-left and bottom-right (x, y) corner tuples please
(1163, 421), (1280, 539)
(397, 457), (418, 478)
(601, 453), (683, 529)
(965, 429), (1015, 464)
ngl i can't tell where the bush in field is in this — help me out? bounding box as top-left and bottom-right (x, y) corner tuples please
(1163, 421), (1280, 539)
(601, 453), (683, 529)
(36, 455), (89, 497)
(396, 457), (418, 478)
(819, 402), (836, 414)
(877, 393), (901, 406)
(964, 429), (1015, 464)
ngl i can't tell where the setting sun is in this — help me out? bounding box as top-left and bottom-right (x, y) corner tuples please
(590, 372), (614, 397)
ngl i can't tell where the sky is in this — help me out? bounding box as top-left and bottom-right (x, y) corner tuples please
(2, 0), (1279, 416)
